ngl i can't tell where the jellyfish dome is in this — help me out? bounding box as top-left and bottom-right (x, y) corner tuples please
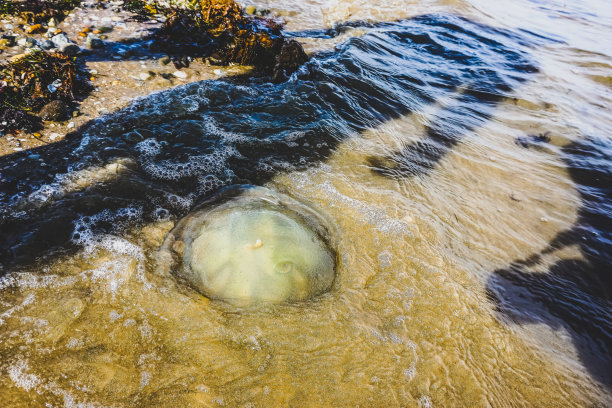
(159, 186), (336, 306)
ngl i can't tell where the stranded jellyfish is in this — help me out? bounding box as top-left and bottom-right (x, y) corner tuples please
(158, 186), (336, 305)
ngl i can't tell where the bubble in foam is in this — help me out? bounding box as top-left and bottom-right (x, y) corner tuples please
(158, 186), (337, 306)
(8, 360), (41, 392)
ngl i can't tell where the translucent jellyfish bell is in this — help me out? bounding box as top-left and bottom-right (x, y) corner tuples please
(158, 186), (337, 306)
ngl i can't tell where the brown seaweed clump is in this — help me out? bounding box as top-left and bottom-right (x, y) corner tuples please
(148, 0), (308, 80)
(0, 50), (89, 133)
(0, 0), (81, 24)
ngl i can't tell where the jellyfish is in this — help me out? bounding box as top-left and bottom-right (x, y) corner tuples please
(159, 186), (336, 306)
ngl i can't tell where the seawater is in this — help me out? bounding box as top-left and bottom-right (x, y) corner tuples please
(0, 0), (611, 406)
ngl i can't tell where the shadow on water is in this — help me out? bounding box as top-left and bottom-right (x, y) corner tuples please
(0, 13), (538, 269)
(484, 136), (612, 388)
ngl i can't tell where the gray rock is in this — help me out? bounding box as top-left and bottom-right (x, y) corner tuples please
(40, 40), (55, 50)
(51, 33), (71, 47)
(39, 100), (69, 122)
(173, 70), (187, 79)
(86, 34), (103, 49)
(17, 37), (37, 48)
(60, 43), (80, 56)
(138, 71), (154, 81)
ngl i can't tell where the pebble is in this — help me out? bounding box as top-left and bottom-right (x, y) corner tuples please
(159, 56), (171, 65)
(137, 71), (153, 81)
(86, 34), (103, 49)
(51, 33), (71, 47)
(48, 17), (59, 28)
(67, 122), (75, 129)
(17, 37), (37, 47)
(40, 40), (55, 50)
(60, 43), (81, 56)
(173, 70), (187, 79)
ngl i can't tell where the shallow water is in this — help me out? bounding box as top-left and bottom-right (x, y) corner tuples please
(1, 0), (611, 406)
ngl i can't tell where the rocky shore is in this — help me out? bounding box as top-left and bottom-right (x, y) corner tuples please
(0, 0), (307, 156)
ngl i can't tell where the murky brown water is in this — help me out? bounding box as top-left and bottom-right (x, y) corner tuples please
(1, 0), (611, 406)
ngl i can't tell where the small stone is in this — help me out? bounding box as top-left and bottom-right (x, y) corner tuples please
(86, 34), (103, 49)
(111, 16), (122, 22)
(245, 5), (257, 15)
(67, 121), (75, 129)
(173, 70), (187, 79)
(51, 33), (71, 47)
(138, 71), (153, 81)
(60, 43), (80, 56)
(40, 40), (55, 50)
(159, 55), (171, 65)
(39, 100), (69, 122)
(48, 17), (59, 27)
(272, 40), (309, 82)
(17, 36), (37, 47)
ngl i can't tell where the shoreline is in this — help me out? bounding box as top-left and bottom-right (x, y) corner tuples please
(0, 1), (290, 157)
